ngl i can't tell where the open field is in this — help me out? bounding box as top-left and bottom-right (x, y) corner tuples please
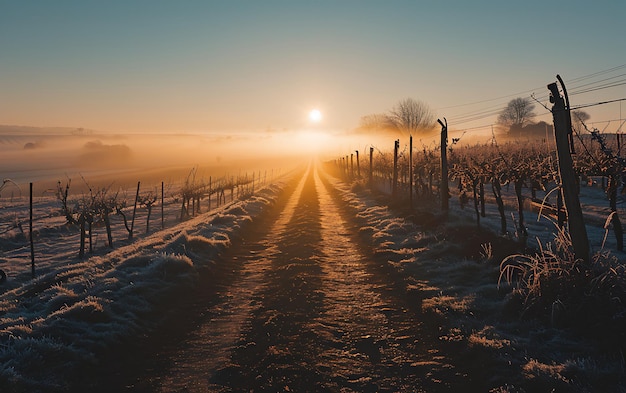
(1, 132), (626, 391)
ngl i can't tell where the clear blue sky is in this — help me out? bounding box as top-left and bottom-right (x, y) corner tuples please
(1, 1), (625, 135)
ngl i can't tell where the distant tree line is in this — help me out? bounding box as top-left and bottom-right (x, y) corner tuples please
(497, 97), (589, 141)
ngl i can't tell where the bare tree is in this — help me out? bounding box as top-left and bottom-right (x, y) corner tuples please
(0, 179), (20, 198)
(57, 178), (124, 256)
(358, 98), (435, 136)
(571, 109), (590, 133)
(139, 189), (158, 233)
(497, 97), (536, 129)
(94, 186), (122, 248)
(388, 98), (435, 136)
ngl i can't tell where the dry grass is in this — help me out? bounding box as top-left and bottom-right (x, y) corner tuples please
(468, 326), (511, 349)
(498, 225), (626, 335)
(422, 294), (475, 315)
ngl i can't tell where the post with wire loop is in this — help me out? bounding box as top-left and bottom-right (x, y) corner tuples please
(548, 75), (589, 263)
(438, 118), (449, 212)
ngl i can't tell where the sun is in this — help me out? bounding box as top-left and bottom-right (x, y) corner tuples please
(308, 109), (322, 123)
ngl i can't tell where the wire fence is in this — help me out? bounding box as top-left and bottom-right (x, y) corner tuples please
(0, 169), (282, 280)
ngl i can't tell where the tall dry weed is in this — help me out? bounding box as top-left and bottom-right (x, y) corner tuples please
(499, 225), (626, 336)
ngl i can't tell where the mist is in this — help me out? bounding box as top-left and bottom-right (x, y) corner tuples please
(0, 129), (400, 194)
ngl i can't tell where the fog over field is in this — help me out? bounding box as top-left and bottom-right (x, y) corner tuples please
(0, 128), (393, 192)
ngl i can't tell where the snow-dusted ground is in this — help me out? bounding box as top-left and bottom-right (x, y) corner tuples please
(329, 170), (626, 392)
(124, 163), (461, 392)
(451, 177), (626, 256)
(0, 175), (275, 286)
(369, 171), (626, 257)
(0, 173), (293, 391)
(1, 154), (625, 391)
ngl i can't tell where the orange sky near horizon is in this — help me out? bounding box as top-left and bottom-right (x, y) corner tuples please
(1, 1), (625, 140)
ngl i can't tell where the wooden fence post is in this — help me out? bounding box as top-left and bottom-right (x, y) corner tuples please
(548, 76), (589, 262)
(438, 118), (449, 212)
(409, 135), (413, 209)
(369, 146), (374, 187)
(557, 189), (565, 229)
(161, 181), (165, 229)
(208, 176), (212, 211)
(79, 214), (85, 259)
(392, 139), (399, 197)
(30, 182), (35, 278)
(355, 150), (360, 178)
(350, 153), (354, 178)
(130, 181), (140, 240)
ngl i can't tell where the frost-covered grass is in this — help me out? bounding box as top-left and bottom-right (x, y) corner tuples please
(324, 163), (626, 392)
(3, 155), (624, 391)
(0, 181), (286, 392)
(499, 226), (626, 334)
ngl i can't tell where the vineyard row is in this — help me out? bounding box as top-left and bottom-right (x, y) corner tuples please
(0, 168), (281, 280)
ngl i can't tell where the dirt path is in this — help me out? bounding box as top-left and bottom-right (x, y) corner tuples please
(100, 162), (469, 392)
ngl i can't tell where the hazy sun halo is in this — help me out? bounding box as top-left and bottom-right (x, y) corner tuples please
(309, 109), (322, 123)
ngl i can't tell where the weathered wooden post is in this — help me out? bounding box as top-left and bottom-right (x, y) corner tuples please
(438, 118), (449, 212)
(130, 181), (140, 239)
(557, 189), (565, 229)
(369, 146), (374, 187)
(30, 182), (35, 278)
(208, 176), (212, 211)
(409, 135), (413, 209)
(79, 214), (86, 259)
(350, 153), (354, 178)
(392, 139), (399, 197)
(355, 150), (360, 178)
(548, 76), (589, 262)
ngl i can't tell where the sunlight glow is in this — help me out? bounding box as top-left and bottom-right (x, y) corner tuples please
(308, 109), (322, 123)
(294, 130), (330, 153)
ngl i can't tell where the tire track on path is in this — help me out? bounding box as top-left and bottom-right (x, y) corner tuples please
(211, 162), (328, 391)
(110, 161), (468, 392)
(308, 165), (462, 392)
(103, 166), (310, 392)
(210, 163), (465, 392)
(152, 166), (312, 392)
